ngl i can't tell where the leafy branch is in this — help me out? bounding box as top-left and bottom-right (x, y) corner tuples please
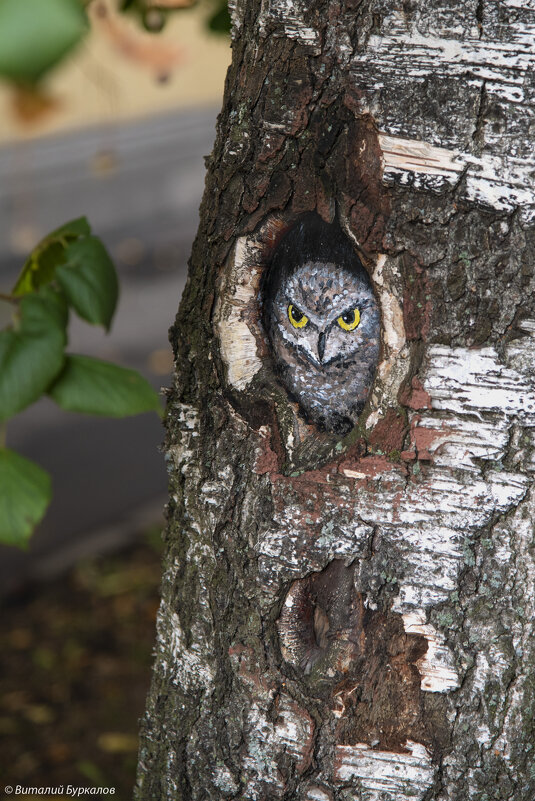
(0, 218), (162, 549)
(0, 0), (229, 547)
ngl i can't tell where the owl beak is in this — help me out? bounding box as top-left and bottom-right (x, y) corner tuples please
(318, 331), (326, 364)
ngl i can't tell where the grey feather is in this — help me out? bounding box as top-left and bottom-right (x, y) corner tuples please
(266, 258), (380, 434)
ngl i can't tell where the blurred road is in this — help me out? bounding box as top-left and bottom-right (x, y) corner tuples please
(0, 106), (218, 593)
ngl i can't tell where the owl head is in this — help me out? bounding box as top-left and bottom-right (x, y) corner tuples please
(269, 259), (378, 367)
(263, 214), (380, 433)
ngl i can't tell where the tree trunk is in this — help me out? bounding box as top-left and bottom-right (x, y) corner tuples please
(136, 1), (535, 799)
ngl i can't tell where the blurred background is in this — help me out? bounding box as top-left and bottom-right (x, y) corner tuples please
(0, 1), (230, 795)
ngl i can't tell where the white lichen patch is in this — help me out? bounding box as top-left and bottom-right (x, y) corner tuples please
(304, 786), (333, 801)
(241, 702), (285, 798)
(334, 742), (434, 799)
(158, 611), (214, 692)
(227, 0), (245, 36)
(212, 765), (239, 796)
(167, 403), (200, 474)
(240, 695), (315, 798)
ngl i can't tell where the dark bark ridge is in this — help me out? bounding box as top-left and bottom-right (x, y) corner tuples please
(137, 1), (535, 799)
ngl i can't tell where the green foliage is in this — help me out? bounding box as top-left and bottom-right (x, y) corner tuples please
(56, 237), (119, 330)
(13, 217), (91, 296)
(50, 355), (161, 417)
(0, 218), (163, 549)
(0, 449), (52, 548)
(0, 0), (88, 84)
(0, 289), (67, 421)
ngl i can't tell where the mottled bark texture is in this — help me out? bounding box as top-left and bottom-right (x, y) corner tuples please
(136, 1), (535, 799)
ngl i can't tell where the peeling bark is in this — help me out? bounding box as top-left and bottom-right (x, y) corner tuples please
(136, 1), (535, 799)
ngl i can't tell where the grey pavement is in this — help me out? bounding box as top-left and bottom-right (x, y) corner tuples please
(0, 106), (219, 594)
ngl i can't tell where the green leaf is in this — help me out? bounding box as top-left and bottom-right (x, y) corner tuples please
(38, 285), (69, 329)
(12, 216), (91, 297)
(56, 237), (119, 330)
(49, 216), (91, 240)
(13, 241), (67, 296)
(0, 290), (67, 421)
(0, 0), (88, 84)
(49, 355), (162, 417)
(0, 449), (51, 548)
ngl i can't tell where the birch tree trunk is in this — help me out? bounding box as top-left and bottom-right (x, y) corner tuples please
(136, 1), (535, 798)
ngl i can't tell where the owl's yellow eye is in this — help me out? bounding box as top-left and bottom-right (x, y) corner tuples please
(337, 308), (361, 332)
(288, 304), (309, 329)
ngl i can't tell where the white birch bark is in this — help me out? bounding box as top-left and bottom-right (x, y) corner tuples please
(136, 1), (535, 799)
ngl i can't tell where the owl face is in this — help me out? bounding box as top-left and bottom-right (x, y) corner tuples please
(264, 214), (381, 434)
(271, 261), (380, 370)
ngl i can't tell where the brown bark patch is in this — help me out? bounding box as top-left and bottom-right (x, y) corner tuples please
(399, 375), (433, 410)
(403, 264), (432, 341)
(254, 431), (281, 475)
(333, 610), (428, 753)
(278, 560), (432, 754)
(410, 417), (452, 462)
(368, 407), (409, 454)
(338, 114), (390, 254)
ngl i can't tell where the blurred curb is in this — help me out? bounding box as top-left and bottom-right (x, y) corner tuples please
(2, 496), (167, 598)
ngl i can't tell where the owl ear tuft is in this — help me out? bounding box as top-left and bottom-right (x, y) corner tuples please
(265, 212), (367, 294)
(263, 213), (371, 333)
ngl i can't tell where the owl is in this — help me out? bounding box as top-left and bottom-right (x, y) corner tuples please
(264, 214), (380, 434)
